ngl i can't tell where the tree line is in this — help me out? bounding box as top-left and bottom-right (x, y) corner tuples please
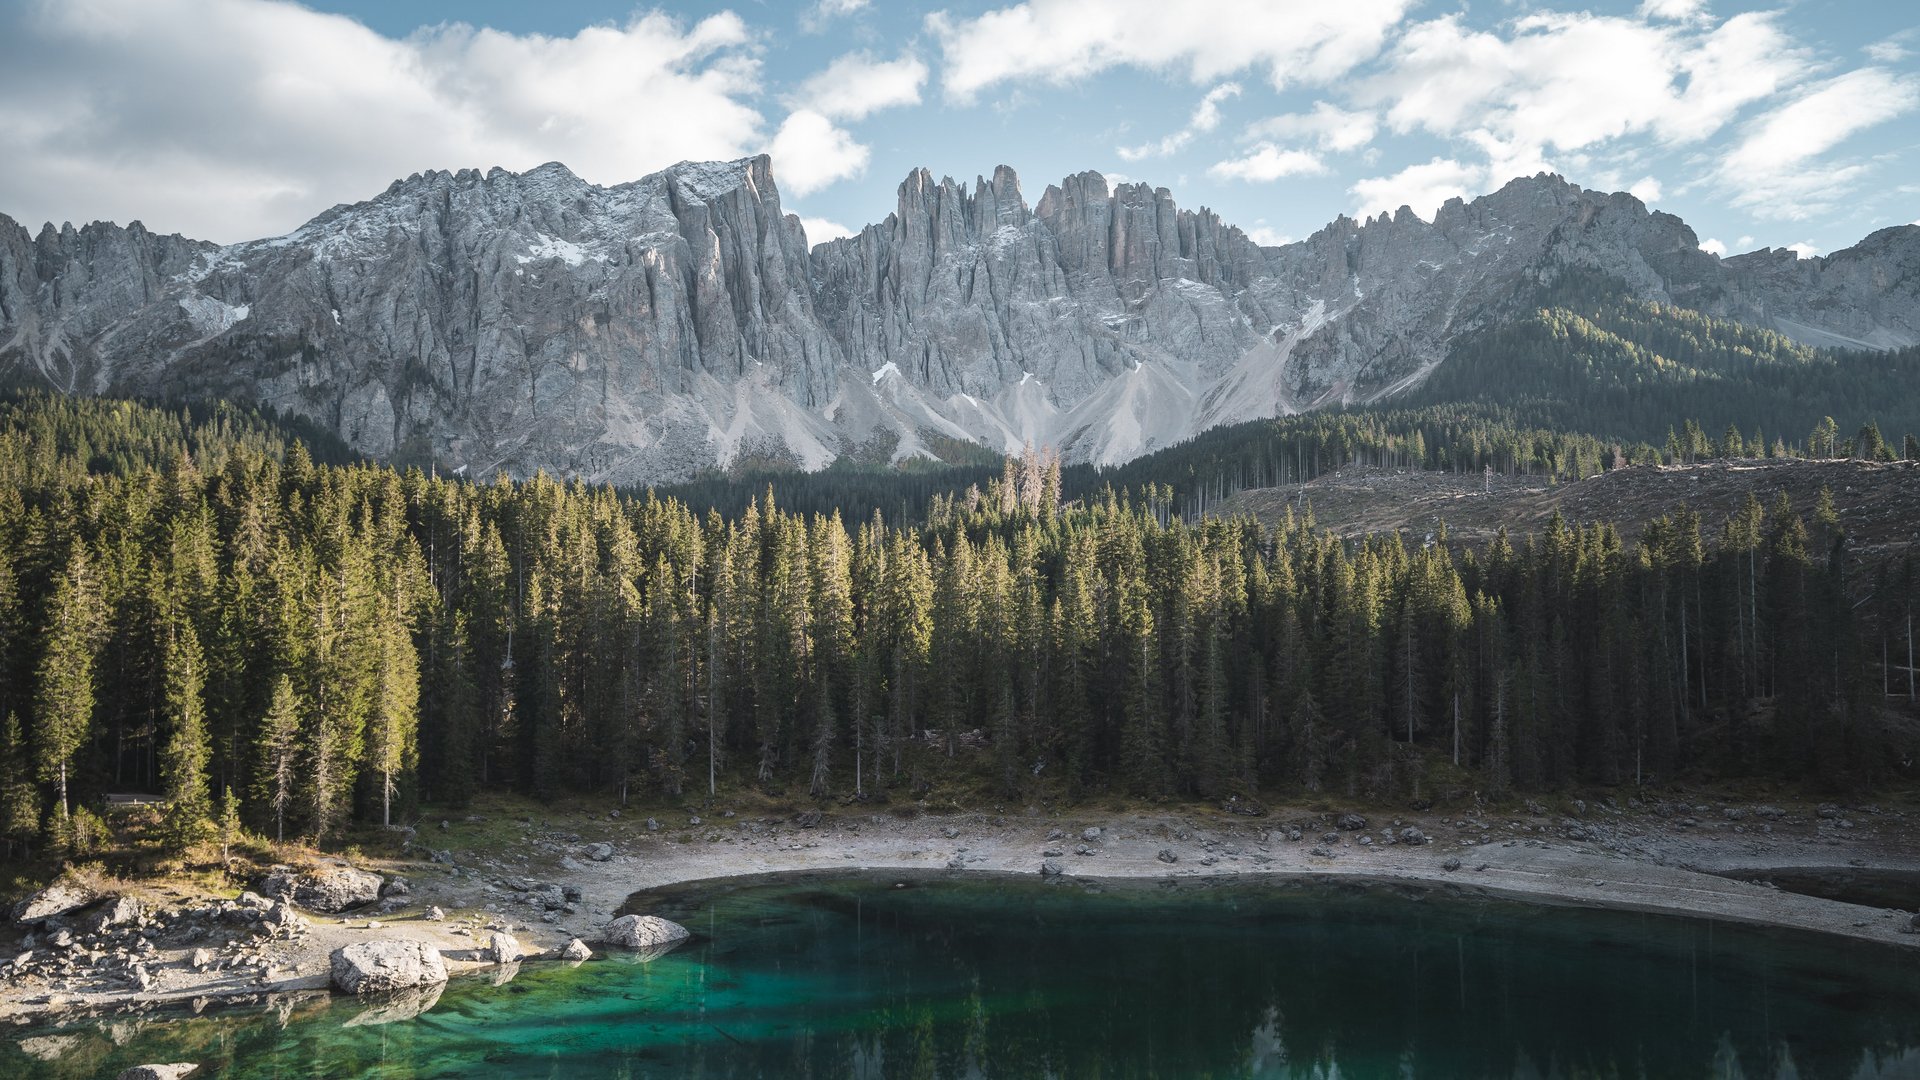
(0, 393), (1913, 857)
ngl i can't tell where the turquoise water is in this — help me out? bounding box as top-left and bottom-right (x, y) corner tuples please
(6, 873), (1919, 1078)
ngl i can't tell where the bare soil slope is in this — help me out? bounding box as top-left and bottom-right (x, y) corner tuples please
(1221, 458), (1920, 554)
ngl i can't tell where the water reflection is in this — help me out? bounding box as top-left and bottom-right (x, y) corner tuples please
(5, 874), (1918, 1078)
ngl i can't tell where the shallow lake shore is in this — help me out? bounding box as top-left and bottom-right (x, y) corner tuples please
(4, 796), (1916, 1027)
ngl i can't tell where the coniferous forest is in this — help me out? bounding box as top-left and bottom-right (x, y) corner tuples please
(1, 390), (1915, 856)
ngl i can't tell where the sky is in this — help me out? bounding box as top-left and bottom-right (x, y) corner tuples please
(0, 0), (1915, 260)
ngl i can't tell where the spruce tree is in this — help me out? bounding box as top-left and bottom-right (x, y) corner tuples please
(36, 542), (102, 821)
(160, 607), (215, 848)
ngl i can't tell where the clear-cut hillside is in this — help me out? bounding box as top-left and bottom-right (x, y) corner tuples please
(2, 157), (1915, 481)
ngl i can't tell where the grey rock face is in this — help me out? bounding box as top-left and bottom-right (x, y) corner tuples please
(4, 161), (1914, 481)
(328, 939), (449, 994)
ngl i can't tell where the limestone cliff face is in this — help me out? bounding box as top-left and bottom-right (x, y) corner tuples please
(2, 159), (1915, 481)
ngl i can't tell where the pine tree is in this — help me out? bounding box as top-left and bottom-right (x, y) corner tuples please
(159, 605), (215, 848)
(367, 592), (419, 827)
(0, 714), (39, 859)
(217, 785), (243, 867)
(36, 542), (103, 820)
(255, 674), (301, 844)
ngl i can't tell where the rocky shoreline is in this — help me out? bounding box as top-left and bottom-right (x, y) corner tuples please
(3, 795), (1916, 1040)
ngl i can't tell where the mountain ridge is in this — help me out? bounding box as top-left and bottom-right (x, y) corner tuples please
(2, 156), (1915, 482)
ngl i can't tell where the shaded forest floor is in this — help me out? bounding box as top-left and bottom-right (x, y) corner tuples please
(1220, 458), (1920, 556)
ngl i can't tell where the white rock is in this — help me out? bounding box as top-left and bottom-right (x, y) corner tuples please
(328, 940), (449, 995)
(601, 915), (690, 951)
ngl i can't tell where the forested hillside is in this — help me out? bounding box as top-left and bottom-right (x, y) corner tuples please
(0, 393), (1913, 858)
(1070, 288), (1920, 518)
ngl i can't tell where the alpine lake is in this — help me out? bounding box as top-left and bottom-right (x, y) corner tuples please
(4, 872), (1917, 1078)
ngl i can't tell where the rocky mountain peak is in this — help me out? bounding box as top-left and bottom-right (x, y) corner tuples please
(2, 157), (1915, 481)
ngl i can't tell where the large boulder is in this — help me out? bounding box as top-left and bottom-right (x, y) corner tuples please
(261, 865), (383, 913)
(117, 1068), (200, 1080)
(12, 880), (97, 924)
(602, 915), (690, 951)
(561, 937), (593, 962)
(328, 940), (448, 995)
(483, 930), (523, 964)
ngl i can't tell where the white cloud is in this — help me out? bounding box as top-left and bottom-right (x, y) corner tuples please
(802, 0), (871, 31)
(1118, 82), (1240, 161)
(1786, 241), (1820, 258)
(1360, 11), (1806, 184)
(794, 52), (929, 121)
(1207, 146), (1327, 182)
(0, 0), (764, 243)
(768, 109), (870, 196)
(1699, 237), (1726, 256)
(1628, 176), (1662, 203)
(928, 0), (1415, 103)
(1736, 235), (1755, 247)
(1246, 102), (1377, 153)
(800, 216), (856, 244)
(1637, 0), (1708, 22)
(1350, 157), (1484, 219)
(1718, 67), (1920, 218)
(1246, 224), (1294, 246)
(1865, 41), (1909, 63)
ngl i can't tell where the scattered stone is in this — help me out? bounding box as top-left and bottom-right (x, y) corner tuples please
(687, 816), (701, 827)
(602, 915), (691, 951)
(1442, 858), (1462, 872)
(646, 818), (661, 832)
(562, 938), (594, 962)
(329, 940), (449, 995)
(116, 1066), (200, 1080)
(1156, 848), (1179, 864)
(1040, 859), (1065, 877)
(1082, 827), (1102, 841)
(942, 827), (960, 840)
(1309, 847), (1333, 858)
(483, 930), (523, 964)
(1335, 813), (1368, 832)
(380, 878), (412, 899)
(946, 856), (965, 870)
(583, 843), (614, 862)
(795, 810), (822, 829)
(189, 948), (214, 972)
(1358, 836), (1373, 847)
(1399, 827), (1428, 845)
(1042, 847), (1064, 858)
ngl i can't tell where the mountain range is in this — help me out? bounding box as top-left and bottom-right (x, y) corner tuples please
(2, 156), (1915, 482)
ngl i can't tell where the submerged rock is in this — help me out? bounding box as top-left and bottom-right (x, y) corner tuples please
(602, 915), (690, 952)
(329, 940), (449, 995)
(340, 983), (445, 1027)
(116, 1066), (200, 1080)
